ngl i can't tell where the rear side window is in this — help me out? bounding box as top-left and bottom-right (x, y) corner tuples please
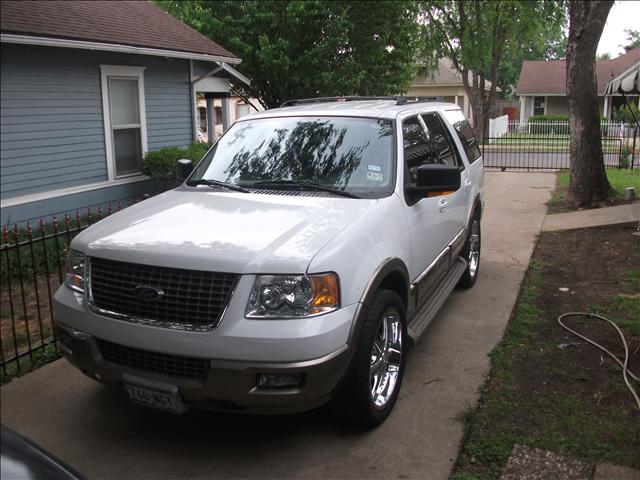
(421, 113), (461, 168)
(443, 110), (481, 163)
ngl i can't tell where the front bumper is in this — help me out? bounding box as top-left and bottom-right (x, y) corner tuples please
(55, 322), (351, 414)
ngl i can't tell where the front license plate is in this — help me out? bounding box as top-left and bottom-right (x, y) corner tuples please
(123, 374), (188, 414)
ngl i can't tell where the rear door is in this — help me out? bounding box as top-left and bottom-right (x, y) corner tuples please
(442, 109), (484, 233)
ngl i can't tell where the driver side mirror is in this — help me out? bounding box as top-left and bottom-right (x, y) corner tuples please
(176, 159), (194, 184)
(406, 164), (461, 200)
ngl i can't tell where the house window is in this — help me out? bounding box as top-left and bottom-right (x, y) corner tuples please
(236, 103), (250, 119)
(533, 96), (545, 116)
(100, 66), (147, 179)
(198, 107), (207, 130)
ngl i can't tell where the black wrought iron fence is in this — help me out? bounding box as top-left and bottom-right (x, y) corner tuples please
(1, 200), (139, 382)
(482, 121), (637, 171)
(482, 137), (626, 170)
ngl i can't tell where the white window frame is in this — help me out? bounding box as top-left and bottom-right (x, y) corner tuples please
(100, 65), (148, 181)
(532, 96), (546, 116)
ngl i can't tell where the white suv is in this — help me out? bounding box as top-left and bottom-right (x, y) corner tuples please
(54, 97), (483, 427)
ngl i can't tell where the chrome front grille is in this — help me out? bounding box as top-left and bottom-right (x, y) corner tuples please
(96, 338), (208, 379)
(88, 257), (238, 331)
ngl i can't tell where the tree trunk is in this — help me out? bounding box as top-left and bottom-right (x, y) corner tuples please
(461, 70), (487, 139)
(566, 0), (613, 208)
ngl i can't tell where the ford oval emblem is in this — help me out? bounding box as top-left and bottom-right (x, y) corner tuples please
(134, 285), (164, 302)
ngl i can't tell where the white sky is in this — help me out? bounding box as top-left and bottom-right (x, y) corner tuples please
(597, 0), (640, 57)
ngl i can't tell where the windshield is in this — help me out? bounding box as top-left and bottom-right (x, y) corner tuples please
(190, 116), (394, 197)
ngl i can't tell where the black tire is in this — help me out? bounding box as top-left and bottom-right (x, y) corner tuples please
(458, 210), (481, 288)
(331, 289), (407, 428)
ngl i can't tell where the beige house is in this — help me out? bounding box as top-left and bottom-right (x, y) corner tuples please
(196, 96), (264, 142)
(406, 58), (495, 124)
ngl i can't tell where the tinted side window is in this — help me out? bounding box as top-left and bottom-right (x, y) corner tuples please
(421, 113), (461, 168)
(402, 116), (433, 184)
(443, 110), (481, 163)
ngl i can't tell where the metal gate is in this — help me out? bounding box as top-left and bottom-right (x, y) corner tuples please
(482, 120), (636, 171)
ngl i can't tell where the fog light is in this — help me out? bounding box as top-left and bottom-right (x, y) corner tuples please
(256, 373), (304, 388)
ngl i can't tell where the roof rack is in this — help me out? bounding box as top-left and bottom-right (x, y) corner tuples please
(280, 96), (442, 107)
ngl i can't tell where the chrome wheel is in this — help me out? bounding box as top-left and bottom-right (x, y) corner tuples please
(468, 220), (480, 278)
(370, 307), (403, 408)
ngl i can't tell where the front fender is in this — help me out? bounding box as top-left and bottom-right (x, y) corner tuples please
(306, 194), (411, 308)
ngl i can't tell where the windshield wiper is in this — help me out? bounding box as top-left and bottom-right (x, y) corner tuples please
(186, 178), (250, 193)
(251, 180), (361, 199)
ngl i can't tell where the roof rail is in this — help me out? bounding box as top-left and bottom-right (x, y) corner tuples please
(280, 96), (442, 107)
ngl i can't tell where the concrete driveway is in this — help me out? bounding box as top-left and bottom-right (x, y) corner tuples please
(1, 172), (555, 480)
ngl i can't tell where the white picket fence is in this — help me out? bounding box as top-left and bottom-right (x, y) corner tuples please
(488, 115), (509, 139)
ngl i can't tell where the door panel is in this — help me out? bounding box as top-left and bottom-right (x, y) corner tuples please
(400, 116), (452, 291)
(420, 113), (470, 246)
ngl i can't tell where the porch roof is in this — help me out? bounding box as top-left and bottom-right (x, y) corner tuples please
(604, 60), (640, 95)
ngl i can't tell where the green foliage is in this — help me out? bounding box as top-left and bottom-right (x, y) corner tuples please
(614, 103), (640, 124)
(618, 144), (632, 169)
(142, 142), (211, 183)
(1, 344), (60, 385)
(528, 114), (569, 122)
(156, 1), (422, 108)
(420, 1), (567, 133)
(497, 6), (567, 99)
(621, 28), (640, 52)
(0, 224), (72, 284)
(185, 141), (211, 161)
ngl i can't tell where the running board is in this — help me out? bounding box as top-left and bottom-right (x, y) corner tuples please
(407, 257), (468, 341)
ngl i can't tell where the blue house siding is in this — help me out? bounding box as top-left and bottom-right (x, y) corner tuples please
(0, 179), (159, 227)
(1, 43), (197, 226)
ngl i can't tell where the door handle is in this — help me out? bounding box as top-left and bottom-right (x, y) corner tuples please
(464, 178), (472, 191)
(439, 198), (448, 212)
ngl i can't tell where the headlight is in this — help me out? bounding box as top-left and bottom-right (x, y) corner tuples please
(246, 273), (339, 318)
(64, 250), (85, 292)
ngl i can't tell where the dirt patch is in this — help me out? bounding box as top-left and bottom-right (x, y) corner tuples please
(454, 224), (640, 479)
(1, 272), (61, 362)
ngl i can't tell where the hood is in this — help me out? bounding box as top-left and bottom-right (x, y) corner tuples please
(72, 189), (377, 274)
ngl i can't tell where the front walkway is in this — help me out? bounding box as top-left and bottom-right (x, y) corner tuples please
(542, 202), (639, 231)
(0, 172), (555, 480)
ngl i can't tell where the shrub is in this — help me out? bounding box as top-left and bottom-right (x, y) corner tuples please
(142, 142), (212, 184)
(619, 144), (634, 169)
(614, 104), (640, 124)
(528, 114), (569, 123)
(185, 142), (212, 161)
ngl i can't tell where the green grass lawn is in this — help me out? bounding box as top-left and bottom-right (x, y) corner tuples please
(452, 226), (640, 479)
(548, 169), (640, 213)
(556, 169), (640, 195)
(483, 136), (622, 153)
